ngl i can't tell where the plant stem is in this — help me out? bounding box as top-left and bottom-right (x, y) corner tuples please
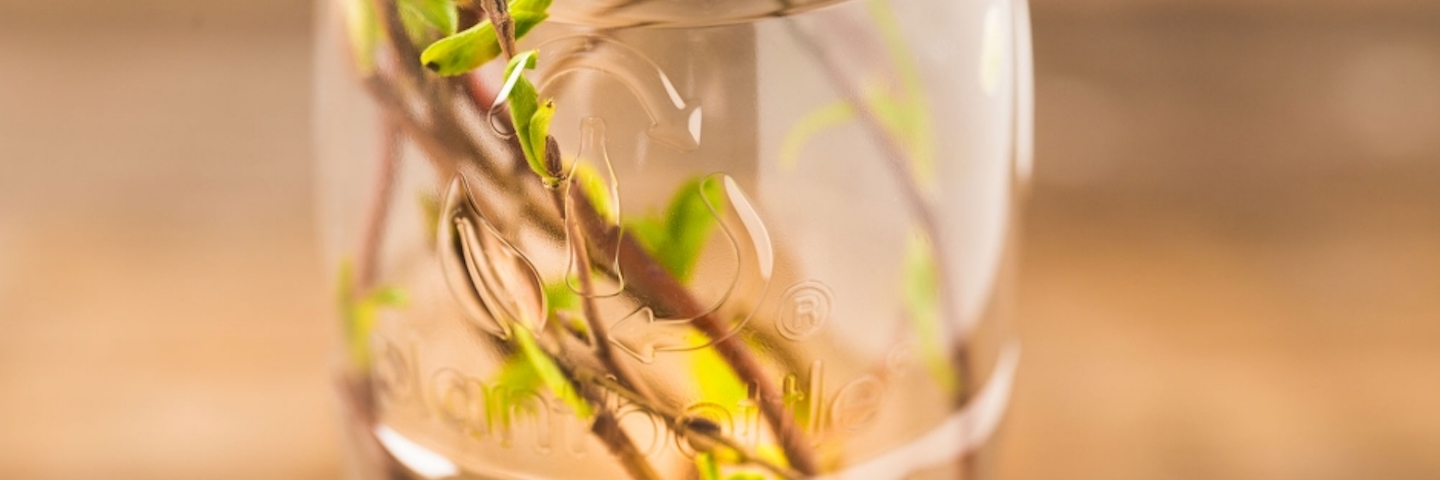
(480, 0), (518, 59)
(363, 74), (567, 242)
(548, 331), (803, 480)
(783, 17), (980, 477)
(465, 9), (819, 473)
(355, 120), (404, 292)
(564, 190), (820, 476)
(540, 143), (658, 403)
(590, 409), (664, 480)
(362, 1), (819, 474)
(336, 375), (409, 480)
(368, 0), (427, 91)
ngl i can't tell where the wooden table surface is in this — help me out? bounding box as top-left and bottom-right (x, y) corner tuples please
(2, 2), (1438, 479)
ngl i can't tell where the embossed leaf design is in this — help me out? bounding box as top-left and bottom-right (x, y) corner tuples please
(437, 177), (547, 339)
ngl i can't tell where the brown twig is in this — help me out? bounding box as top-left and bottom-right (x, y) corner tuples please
(590, 409), (663, 480)
(368, 0), (426, 91)
(564, 189), (820, 476)
(458, 8), (817, 472)
(363, 74), (569, 244)
(548, 331), (802, 480)
(361, 0), (819, 473)
(336, 375), (409, 480)
(783, 17), (980, 477)
(538, 137), (658, 403)
(355, 120), (404, 292)
(479, 0), (518, 59)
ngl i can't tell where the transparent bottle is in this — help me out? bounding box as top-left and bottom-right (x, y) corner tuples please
(314, 0), (1032, 478)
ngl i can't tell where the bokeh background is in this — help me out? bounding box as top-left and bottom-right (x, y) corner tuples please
(2, 0), (1438, 478)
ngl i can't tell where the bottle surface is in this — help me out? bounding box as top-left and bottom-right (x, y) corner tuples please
(314, 0), (1032, 478)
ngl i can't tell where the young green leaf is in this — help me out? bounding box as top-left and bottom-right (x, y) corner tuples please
(336, 261), (408, 369)
(779, 100), (855, 171)
(696, 452), (722, 480)
(528, 99), (556, 174)
(493, 352), (543, 396)
(399, 0), (458, 44)
(418, 0), (552, 76)
(779, 1), (938, 189)
(418, 191), (442, 245)
(343, 0), (379, 73)
(867, 88), (935, 188)
(903, 230), (958, 396)
(488, 351), (543, 432)
(512, 327), (594, 418)
(488, 331), (585, 426)
(866, 0), (936, 189)
(628, 177), (727, 282)
(689, 332), (748, 410)
(726, 473), (770, 480)
(495, 51), (556, 180)
(416, 0), (459, 34)
(543, 280), (590, 338)
(543, 280), (578, 315)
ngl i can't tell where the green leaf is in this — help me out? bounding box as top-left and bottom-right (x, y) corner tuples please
(419, 191), (442, 245)
(343, 0), (379, 73)
(866, 87), (935, 187)
(336, 261), (408, 369)
(866, 0), (936, 189)
(489, 351), (542, 432)
(418, 0), (551, 76)
(493, 352), (544, 401)
(512, 327), (593, 418)
(628, 177), (727, 282)
(779, 1), (937, 190)
(696, 452), (721, 480)
(544, 280), (589, 338)
(903, 230), (958, 395)
(497, 51), (554, 180)
(399, 0), (458, 44)
(528, 98), (556, 174)
(420, 20), (498, 76)
(779, 100), (855, 171)
(369, 286), (408, 305)
(726, 473), (769, 480)
(543, 280), (578, 314)
(489, 331), (587, 427)
(698, 448), (774, 480)
(689, 332), (747, 408)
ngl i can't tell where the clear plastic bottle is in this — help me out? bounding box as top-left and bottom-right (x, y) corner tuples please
(314, 0), (1031, 478)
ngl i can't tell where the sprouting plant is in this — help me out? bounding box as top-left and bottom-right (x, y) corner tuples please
(333, 0), (979, 478)
(338, 1), (821, 478)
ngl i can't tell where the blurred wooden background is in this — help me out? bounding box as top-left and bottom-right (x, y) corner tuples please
(2, 0), (1438, 478)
